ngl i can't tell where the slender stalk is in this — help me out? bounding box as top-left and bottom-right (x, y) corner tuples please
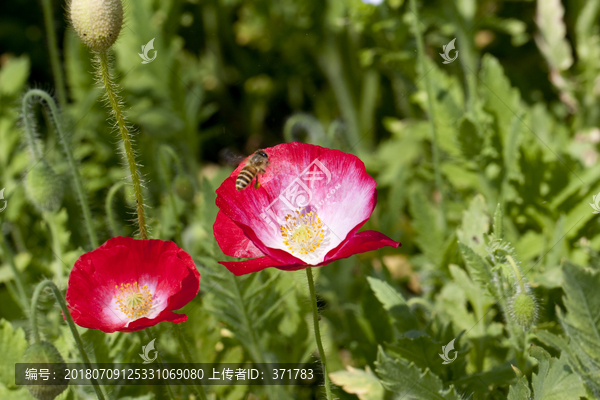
(409, 0), (447, 231)
(447, 1), (477, 114)
(22, 98), (41, 162)
(0, 236), (28, 311)
(97, 50), (148, 239)
(30, 280), (106, 400)
(359, 69), (379, 147)
(506, 255), (526, 293)
(145, 328), (176, 400)
(158, 146), (183, 242)
(43, 211), (64, 286)
(176, 324), (207, 400)
(502, 256), (529, 368)
(22, 89), (98, 249)
(160, 145), (185, 174)
(318, 36), (362, 150)
(305, 267), (333, 400)
(105, 181), (127, 236)
(40, 0), (67, 108)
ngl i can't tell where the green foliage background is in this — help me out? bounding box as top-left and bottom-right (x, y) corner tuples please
(1, 0), (600, 399)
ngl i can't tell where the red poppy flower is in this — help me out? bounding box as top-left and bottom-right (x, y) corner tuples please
(66, 237), (200, 333)
(214, 142), (400, 276)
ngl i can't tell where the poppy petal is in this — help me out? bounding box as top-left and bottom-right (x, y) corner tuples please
(66, 237), (200, 333)
(213, 211), (265, 258)
(323, 230), (401, 263)
(219, 256), (304, 276)
(118, 312), (188, 333)
(216, 143), (378, 265)
(214, 142), (401, 274)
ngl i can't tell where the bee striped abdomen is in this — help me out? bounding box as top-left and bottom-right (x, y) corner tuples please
(236, 166), (257, 190)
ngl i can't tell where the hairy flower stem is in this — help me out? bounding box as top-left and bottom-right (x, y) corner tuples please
(409, 0), (446, 231)
(43, 211), (65, 286)
(506, 255), (526, 293)
(306, 267), (333, 400)
(30, 280), (106, 400)
(40, 0), (67, 108)
(176, 325), (207, 400)
(98, 50), (148, 239)
(504, 256), (530, 368)
(145, 328), (176, 400)
(22, 89), (98, 249)
(105, 181), (127, 236)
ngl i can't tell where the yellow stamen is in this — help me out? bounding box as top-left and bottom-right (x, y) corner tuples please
(114, 282), (153, 320)
(280, 208), (326, 255)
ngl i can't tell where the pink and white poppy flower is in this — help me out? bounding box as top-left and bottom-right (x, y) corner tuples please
(214, 142), (400, 276)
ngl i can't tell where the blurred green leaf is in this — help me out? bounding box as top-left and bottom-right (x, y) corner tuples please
(529, 345), (586, 400)
(535, 0), (573, 71)
(366, 276), (418, 333)
(457, 194), (489, 257)
(507, 374), (531, 400)
(457, 117), (483, 160)
(329, 366), (384, 400)
(0, 56), (30, 97)
(0, 319), (28, 389)
(375, 347), (460, 400)
(553, 261), (600, 396)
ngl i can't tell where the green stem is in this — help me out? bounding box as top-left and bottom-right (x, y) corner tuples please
(98, 50), (148, 239)
(40, 0), (67, 109)
(359, 69), (379, 144)
(105, 181), (127, 236)
(447, 2), (478, 114)
(409, 0), (447, 231)
(160, 145), (185, 175)
(0, 236), (28, 311)
(318, 36), (362, 150)
(146, 328), (176, 400)
(22, 89), (98, 249)
(506, 255), (526, 293)
(158, 146), (183, 242)
(176, 325), (207, 400)
(43, 211), (64, 286)
(30, 280), (106, 400)
(305, 267), (333, 400)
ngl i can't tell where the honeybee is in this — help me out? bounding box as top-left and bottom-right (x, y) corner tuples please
(236, 150), (270, 191)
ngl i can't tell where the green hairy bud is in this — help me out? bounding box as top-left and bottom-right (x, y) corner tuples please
(26, 160), (64, 212)
(70, 0), (124, 51)
(510, 292), (538, 331)
(23, 341), (68, 400)
(505, 255), (538, 331)
(174, 174), (195, 202)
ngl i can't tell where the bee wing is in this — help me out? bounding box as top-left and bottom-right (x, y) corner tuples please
(219, 148), (246, 167)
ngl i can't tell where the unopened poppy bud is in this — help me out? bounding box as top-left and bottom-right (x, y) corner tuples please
(510, 292), (538, 331)
(26, 160), (64, 213)
(23, 341), (68, 400)
(174, 174), (194, 202)
(70, 0), (124, 51)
